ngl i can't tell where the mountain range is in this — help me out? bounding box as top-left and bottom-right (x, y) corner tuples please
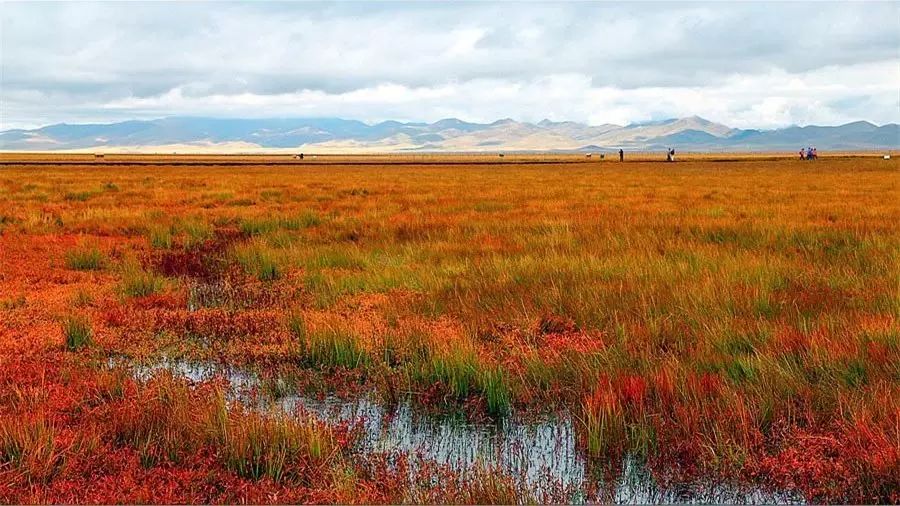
(1, 116), (897, 152)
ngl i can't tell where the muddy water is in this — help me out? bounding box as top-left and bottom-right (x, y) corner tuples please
(119, 359), (803, 504)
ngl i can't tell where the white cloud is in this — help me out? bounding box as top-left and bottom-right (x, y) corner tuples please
(1, 2), (898, 130)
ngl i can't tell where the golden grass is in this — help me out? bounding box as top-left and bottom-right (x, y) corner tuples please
(0, 153), (897, 502)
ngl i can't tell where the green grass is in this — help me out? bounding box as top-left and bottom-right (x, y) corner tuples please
(301, 327), (368, 370)
(148, 225), (173, 249)
(215, 402), (334, 482)
(240, 212), (322, 237)
(841, 358), (868, 387)
(280, 211), (322, 230)
(62, 315), (92, 350)
(428, 348), (478, 399)
(233, 242), (282, 281)
(65, 245), (106, 271)
(478, 367), (511, 416)
(120, 264), (166, 297)
(178, 219), (213, 248)
(0, 414), (63, 484)
(240, 218), (278, 236)
(523, 353), (555, 391)
(724, 357), (758, 384)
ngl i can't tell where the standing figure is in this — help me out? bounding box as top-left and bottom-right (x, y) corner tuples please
(619, 148), (624, 162)
(799, 149), (805, 160)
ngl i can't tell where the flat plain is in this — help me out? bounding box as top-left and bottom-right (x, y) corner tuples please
(0, 153), (897, 503)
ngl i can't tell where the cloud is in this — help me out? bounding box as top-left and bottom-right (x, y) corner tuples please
(2, 1), (898, 129)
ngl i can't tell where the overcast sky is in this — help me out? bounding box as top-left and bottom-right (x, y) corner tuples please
(2, 1), (898, 130)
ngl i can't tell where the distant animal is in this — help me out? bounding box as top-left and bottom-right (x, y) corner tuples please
(586, 153), (592, 158)
(94, 153), (105, 159)
(499, 153), (505, 158)
(884, 154), (892, 160)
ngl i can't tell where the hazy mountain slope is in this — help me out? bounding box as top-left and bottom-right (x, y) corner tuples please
(1, 117), (896, 152)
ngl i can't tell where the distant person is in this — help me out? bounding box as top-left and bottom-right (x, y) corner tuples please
(670, 148), (676, 161)
(300, 153), (304, 160)
(799, 148), (805, 160)
(811, 147), (817, 160)
(619, 148), (624, 162)
(666, 149), (672, 162)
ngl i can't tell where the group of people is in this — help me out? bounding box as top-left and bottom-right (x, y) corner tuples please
(611, 147), (823, 161)
(614, 148), (676, 161)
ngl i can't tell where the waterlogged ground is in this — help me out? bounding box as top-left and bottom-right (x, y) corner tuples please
(123, 357), (804, 504)
(1, 154), (897, 503)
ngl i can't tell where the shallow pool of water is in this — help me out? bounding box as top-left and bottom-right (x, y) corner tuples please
(280, 392), (801, 504)
(116, 358), (804, 504)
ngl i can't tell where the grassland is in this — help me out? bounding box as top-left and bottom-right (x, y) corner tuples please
(0, 153), (897, 503)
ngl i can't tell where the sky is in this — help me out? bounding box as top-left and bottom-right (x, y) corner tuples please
(1, 1), (899, 130)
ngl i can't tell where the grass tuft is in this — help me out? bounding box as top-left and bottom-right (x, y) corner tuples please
(298, 326), (368, 370)
(119, 263), (166, 297)
(428, 347), (478, 399)
(0, 414), (65, 484)
(233, 241), (282, 281)
(148, 225), (173, 249)
(65, 245), (106, 271)
(110, 375), (336, 482)
(581, 386), (626, 457)
(218, 407), (335, 482)
(62, 315), (92, 350)
(478, 367), (511, 416)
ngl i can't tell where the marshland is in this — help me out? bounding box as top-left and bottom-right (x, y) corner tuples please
(0, 153), (897, 503)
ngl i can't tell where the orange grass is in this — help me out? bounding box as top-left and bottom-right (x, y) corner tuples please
(0, 153), (897, 502)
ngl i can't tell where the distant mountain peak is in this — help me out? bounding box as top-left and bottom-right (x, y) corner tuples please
(627, 118), (677, 127)
(840, 120), (877, 129)
(538, 119), (583, 128)
(1, 116), (895, 152)
(433, 117), (466, 125)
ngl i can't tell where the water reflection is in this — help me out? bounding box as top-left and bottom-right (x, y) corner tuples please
(115, 358), (803, 504)
(284, 393), (584, 493)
